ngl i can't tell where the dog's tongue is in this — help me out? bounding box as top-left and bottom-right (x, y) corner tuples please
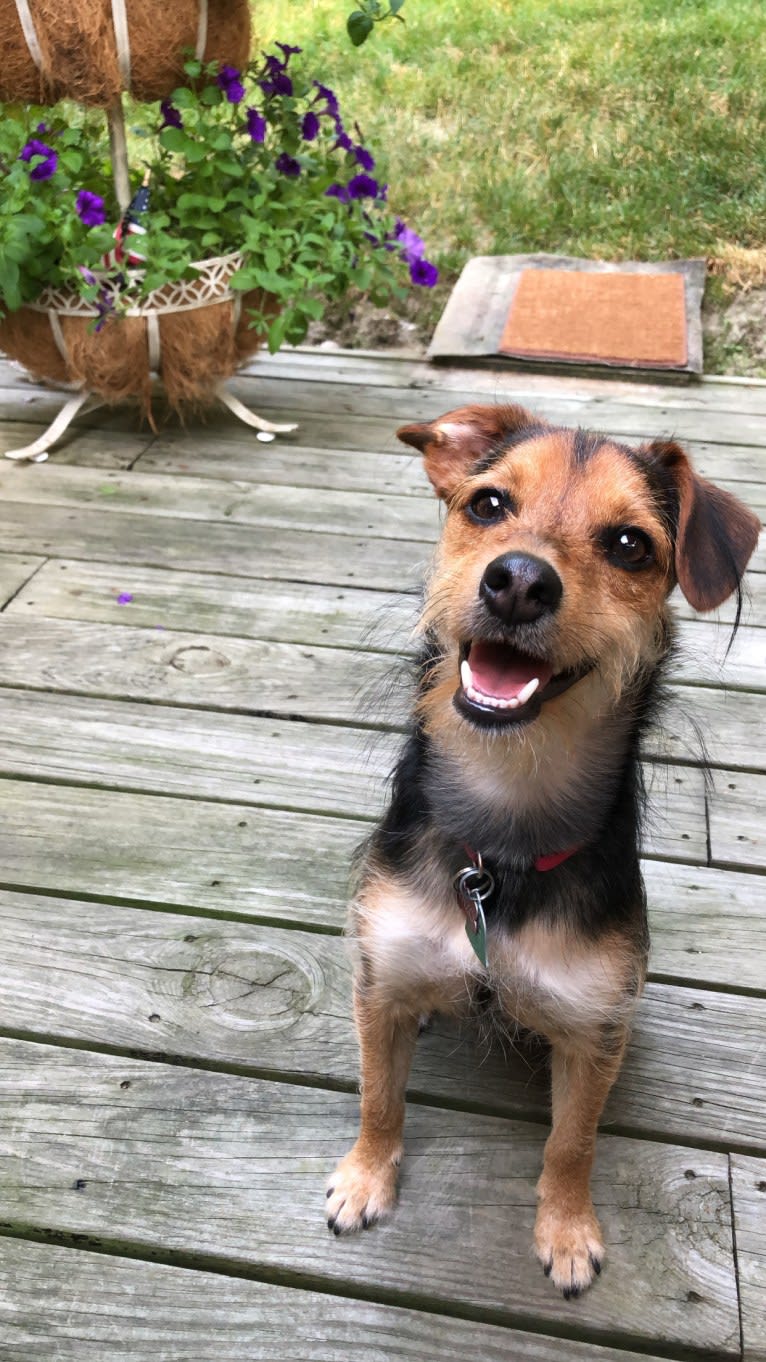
(468, 642), (553, 700)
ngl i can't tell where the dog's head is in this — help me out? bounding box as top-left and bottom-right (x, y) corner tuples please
(398, 403), (760, 732)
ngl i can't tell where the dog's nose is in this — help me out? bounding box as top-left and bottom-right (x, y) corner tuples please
(480, 553), (563, 625)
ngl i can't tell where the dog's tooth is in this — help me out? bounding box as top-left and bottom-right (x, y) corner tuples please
(507, 697), (520, 709)
(460, 660), (472, 690)
(517, 677), (540, 706)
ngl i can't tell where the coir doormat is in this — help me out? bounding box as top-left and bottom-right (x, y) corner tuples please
(428, 254), (705, 376)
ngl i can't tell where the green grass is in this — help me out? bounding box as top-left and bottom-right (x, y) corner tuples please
(253, 0), (766, 359)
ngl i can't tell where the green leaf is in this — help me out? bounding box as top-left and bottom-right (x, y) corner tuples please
(347, 11), (374, 45)
(389, 0), (405, 13)
(159, 126), (189, 154)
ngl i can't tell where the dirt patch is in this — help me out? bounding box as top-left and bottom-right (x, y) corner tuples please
(703, 287), (766, 378)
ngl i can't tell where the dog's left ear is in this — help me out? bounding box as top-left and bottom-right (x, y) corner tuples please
(397, 403), (543, 500)
(645, 439), (761, 610)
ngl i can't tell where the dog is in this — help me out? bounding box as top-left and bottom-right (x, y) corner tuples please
(325, 403), (760, 1296)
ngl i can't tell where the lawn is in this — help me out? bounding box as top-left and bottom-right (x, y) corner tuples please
(253, 0), (766, 372)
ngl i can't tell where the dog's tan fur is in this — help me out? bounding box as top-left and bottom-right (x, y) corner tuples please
(326, 403), (760, 1296)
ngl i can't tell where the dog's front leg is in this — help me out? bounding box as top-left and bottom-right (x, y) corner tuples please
(327, 982), (419, 1235)
(535, 1034), (626, 1296)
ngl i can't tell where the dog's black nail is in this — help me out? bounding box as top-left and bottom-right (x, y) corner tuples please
(327, 1216), (336, 1231)
(361, 1213), (370, 1229)
(590, 1254), (602, 1275)
(326, 1187), (334, 1198)
(543, 1260), (552, 1277)
(562, 1287), (572, 1300)
(333, 1223), (342, 1236)
(568, 1286), (581, 1299)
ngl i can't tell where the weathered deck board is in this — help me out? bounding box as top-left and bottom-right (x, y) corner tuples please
(8, 565), (766, 690)
(225, 371), (766, 449)
(0, 420), (151, 468)
(1, 619), (763, 768)
(0, 553), (43, 608)
(137, 434), (435, 498)
(248, 348), (766, 416)
(118, 423), (766, 487)
(0, 1239), (676, 1362)
(0, 689), (709, 862)
(0, 784), (762, 987)
(731, 1155), (766, 1362)
(6, 559), (417, 653)
(0, 616), (397, 727)
(0, 502), (431, 590)
(0, 1040), (740, 1355)
(708, 770), (766, 870)
(0, 782), (361, 930)
(2, 458), (764, 569)
(0, 891), (761, 1148)
(0, 461), (442, 543)
(641, 859), (766, 990)
(7, 346), (766, 417)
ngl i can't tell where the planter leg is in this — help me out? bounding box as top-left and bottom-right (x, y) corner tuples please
(3, 389), (101, 463)
(217, 385), (298, 443)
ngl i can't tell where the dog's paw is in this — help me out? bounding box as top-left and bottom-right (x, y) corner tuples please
(326, 1141), (400, 1236)
(534, 1203), (604, 1298)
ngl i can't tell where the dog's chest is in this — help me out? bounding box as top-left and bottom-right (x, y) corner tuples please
(360, 886), (626, 1036)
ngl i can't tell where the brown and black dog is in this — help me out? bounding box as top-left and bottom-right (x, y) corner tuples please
(326, 403), (760, 1296)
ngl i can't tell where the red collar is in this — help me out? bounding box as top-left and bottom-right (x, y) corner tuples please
(464, 844), (581, 874)
(534, 846), (580, 872)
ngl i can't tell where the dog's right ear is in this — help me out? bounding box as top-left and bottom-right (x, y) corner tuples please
(396, 403), (542, 500)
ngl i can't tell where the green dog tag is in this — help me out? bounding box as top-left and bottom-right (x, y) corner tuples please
(454, 858), (493, 969)
(465, 894), (488, 967)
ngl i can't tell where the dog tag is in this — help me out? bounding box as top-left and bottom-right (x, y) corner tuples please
(463, 889), (488, 967)
(453, 858), (494, 968)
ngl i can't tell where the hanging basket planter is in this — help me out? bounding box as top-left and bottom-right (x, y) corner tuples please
(0, 256), (291, 459)
(0, 253), (268, 409)
(0, 43), (439, 461)
(0, 0), (250, 105)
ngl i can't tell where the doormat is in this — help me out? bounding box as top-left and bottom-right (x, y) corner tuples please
(428, 254), (705, 376)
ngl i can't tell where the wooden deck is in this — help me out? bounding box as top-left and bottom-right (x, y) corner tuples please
(0, 347), (764, 1361)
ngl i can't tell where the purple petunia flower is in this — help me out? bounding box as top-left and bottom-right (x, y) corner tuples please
(246, 107), (266, 143)
(19, 138), (57, 181)
(78, 265), (98, 286)
(332, 126), (354, 153)
(75, 189), (106, 227)
(116, 592), (134, 605)
(301, 111), (320, 141)
(260, 71), (293, 98)
(393, 220), (426, 263)
(160, 100), (183, 130)
(312, 81), (339, 118)
(276, 42), (302, 61)
(275, 152), (301, 177)
(409, 257), (439, 287)
(354, 144), (375, 172)
(347, 172), (379, 200)
(325, 182), (351, 204)
(217, 65), (246, 103)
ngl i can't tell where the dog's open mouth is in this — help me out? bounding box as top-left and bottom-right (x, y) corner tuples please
(455, 640), (589, 727)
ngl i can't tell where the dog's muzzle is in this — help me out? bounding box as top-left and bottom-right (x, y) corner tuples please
(455, 554), (590, 728)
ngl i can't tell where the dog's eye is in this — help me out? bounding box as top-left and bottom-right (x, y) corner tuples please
(605, 526), (654, 569)
(467, 488), (510, 524)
